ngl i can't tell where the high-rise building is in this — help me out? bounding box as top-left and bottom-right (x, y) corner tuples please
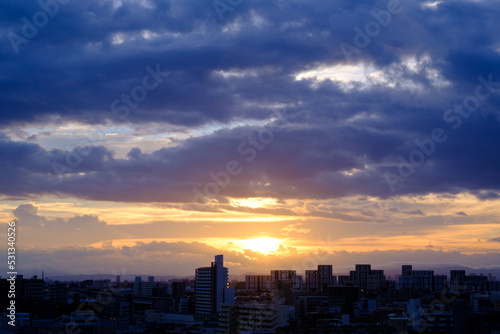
(450, 270), (466, 291)
(270, 270), (302, 304)
(50, 281), (68, 304)
(134, 276), (155, 297)
(195, 255), (234, 315)
(349, 264), (385, 291)
(318, 265), (334, 290)
(270, 270), (302, 292)
(450, 270), (488, 293)
(305, 270), (319, 292)
(246, 275), (271, 292)
(400, 265), (413, 290)
(402, 265), (413, 276)
(172, 281), (187, 300)
(410, 270), (434, 292)
(398, 266), (448, 295)
(18, 275), (44, 300)
(305, 265), (334, 293)
(434, 274), (447, 292)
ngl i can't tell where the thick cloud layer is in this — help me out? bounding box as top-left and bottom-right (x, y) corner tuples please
(1, 0), (500, 202)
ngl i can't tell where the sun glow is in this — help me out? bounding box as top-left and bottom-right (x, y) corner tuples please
(241, 238), (282, 253)
(230, 197), (278, 208)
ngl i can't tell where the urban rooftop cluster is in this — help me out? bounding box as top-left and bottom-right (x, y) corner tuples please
(1, 254), (500, 333)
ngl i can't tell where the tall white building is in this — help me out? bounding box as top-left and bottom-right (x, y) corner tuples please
(195, 255), (234, 315)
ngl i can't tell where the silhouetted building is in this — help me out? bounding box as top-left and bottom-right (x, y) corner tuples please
(350, 264), (385, 292)
(219, 303), (289, 334)
(172, 281), (186, 299)
(246, 275), (271, 292)
(270, 270), (302, 304)
(50, 281), (69, 304)
(305, 270), (319, 292)
(338, 275), (352, 286)
(327, 286), (360, 317)
(133, 276), (155, 297)
(18, 275), (44, 300)
(271, 270), (302, 292)
(296, 295), (341, 319)
(398, 265), (447, 295)
(450, 270), (489, 293)
(306, 265), (334, 293)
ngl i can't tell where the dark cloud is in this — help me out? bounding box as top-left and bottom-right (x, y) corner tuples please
(1, 114), (500, 203)
(471, 190), (500, 200)
(0, 0), (500, 202)
(456, 211), (468, 216)
(12, 203), (111, 246)
(1, 0), (499, 126)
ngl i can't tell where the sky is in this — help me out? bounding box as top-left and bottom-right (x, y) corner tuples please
(1, 0), (500, 278)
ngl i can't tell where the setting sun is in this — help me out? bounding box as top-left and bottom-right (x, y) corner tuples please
(241, 238), (282, 253)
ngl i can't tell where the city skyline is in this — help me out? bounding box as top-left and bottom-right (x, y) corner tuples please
(7, 259), (499, 295)
(5, 256), (499, 332)
(1, 0), (500, 278)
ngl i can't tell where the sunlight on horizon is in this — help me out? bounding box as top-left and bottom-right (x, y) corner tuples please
(240, 237), (282, 253)
(230, 197), (279, 208)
